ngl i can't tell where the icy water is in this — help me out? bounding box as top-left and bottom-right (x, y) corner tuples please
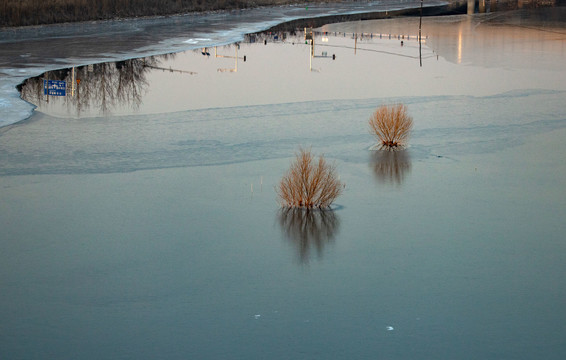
(2, 4), (566, 360)
(0, 0), (449, 127)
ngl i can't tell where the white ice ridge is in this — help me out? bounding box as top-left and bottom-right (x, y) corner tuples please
(184, 38), (212, 44)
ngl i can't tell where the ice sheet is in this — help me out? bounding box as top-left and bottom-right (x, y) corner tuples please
(2, 89), (565, 176)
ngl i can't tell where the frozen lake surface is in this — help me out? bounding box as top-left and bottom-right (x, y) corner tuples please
(2, 3), (566, 360)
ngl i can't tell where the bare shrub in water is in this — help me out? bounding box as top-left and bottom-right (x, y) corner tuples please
(369, 104), (413, 150)
(277, 148), (343, 209)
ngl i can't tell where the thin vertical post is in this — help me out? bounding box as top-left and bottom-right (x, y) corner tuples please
(71, 67), (75, 97)
(310, 37), (313, 71)
(309, 41), (312, 71)
(311, 34), (314, 57)
(419, 0), (423, 67)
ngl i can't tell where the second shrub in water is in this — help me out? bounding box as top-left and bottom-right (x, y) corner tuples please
(369, 104), (413, 150)
(277, 148), (343, 209)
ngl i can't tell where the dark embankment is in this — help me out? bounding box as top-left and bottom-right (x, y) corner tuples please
(5, 0), (562, 28)
(264, 3), (467, 32)
(0, 0), (324, 27)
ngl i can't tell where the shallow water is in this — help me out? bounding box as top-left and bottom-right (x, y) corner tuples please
(2, 5), (566, 360)
(0, 0), (449, 127)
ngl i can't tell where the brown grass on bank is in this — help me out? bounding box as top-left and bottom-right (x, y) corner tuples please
(369, 104), (413, 150)
(0, 0), (328, 27)
(277, 148), (343, 209)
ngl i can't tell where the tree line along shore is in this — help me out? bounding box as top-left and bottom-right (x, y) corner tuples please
(1, 0), (329, 27)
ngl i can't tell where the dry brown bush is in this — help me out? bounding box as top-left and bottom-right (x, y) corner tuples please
(369, 104), (413, 150)
(277, 148), (343, 209)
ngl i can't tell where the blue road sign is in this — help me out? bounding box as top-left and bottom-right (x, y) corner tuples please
(43, 80), (66, 96)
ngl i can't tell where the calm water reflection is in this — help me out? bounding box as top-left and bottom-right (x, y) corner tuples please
(278, 208), (341, 264)
(18, 28), (435, 117)
(18, 55), (174, 116)
(19, 3), (566, 118)
(370, 149), (412, 186)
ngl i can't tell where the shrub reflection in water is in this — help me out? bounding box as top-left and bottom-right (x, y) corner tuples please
(370, 149), (412, 186)
(277, 207), (340, 264)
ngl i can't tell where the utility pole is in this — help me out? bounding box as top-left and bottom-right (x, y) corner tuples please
(71, 67), (76, 97)
(419, 0), (423, 67)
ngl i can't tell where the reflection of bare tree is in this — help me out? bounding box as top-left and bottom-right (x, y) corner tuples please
(18, 67), (70, 106)
(92, 62), (116, 115)
(18, 54), (171, 117)
(244, 31), (293, 44)
(370, 150), (411, 186)
(115, 59), (149, 111)
(278, 208), (340, 264)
